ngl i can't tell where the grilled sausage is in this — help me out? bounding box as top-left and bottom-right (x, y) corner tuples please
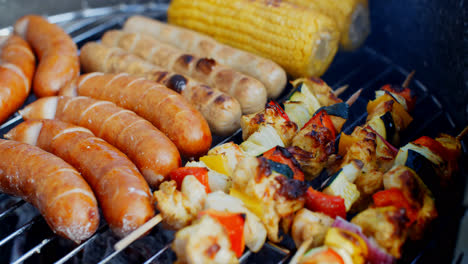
(5, 119), (155, 237)
(101, 30), (266, 114)
(123, 15), (287, 99)
(0, 139), (99, 243)
(0, 35), (35, 123)
(61, 73), (212, 158)
(14, 15), (79, 97)
(79, 42), (241, 136)
(19, 96), (181, 187)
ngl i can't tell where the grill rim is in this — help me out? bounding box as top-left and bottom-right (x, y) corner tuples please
(0, 3), (466, 264)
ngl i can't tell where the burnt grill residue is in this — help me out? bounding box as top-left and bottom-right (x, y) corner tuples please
(196, 58), (216, 75)
(256, 157), (272, 182)
(214, 94), (228, 104)
(275, 176), (307, 200)
(179, 54), (194, 65)
(270, 146), (303, 170)
(166, 74), (187, 93)
(205, 243), (221, 259)
(155, 71), (169, 83)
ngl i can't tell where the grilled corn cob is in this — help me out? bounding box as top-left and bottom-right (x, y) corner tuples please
(287, 0), (370, 50)
(168, 0), (340, 78)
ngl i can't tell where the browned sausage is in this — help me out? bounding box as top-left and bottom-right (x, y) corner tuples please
(19, 96), (181, 187)
(0, 139), (99, 243)
(101, 30), (266, 114)
(78, 42), (241, 136)
(14, 15), (79, 97)
(123, 15), (287, 99)
(0, 35), (35, 123)
(5, 119), (155, 237)
(62, 73), (212, 158)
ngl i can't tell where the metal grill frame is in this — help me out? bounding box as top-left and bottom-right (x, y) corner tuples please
(0, 3), (466, 264)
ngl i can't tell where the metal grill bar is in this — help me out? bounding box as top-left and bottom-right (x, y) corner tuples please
(0, 215), (41, 247)
(142, 244), (171, 264)
(54, 225), (108, 264)
(11, 236), (56, 264)
(0, 200), (25, 221)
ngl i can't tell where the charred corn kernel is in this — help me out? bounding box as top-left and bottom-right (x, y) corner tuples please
(287, 0), (370, 50)
(200, 154), (231, 176)
(168, 0), (340, 77)
(324, 228), (368, 264)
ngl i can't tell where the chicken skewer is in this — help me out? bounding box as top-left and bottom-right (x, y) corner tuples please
(291, 131), (463, 263)
(112, 74), (440, 263)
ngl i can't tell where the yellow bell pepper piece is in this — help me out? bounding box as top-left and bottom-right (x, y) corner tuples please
(200, 154), (231, 176)
(324, 227), (368, 264)
(229, 188), (263, 218)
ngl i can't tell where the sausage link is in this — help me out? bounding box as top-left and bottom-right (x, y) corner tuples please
(0, 35), (35, 123)
(14, 15), (79, 97)
(123, 15), (287, 99)
(6, 119), (155, 237)
(19, 96), (181, 187)
(64, 73), (212, 158)
(102, 30), (266, 114)
(0, 139), (99, 243)
(79, 42), (241, 136)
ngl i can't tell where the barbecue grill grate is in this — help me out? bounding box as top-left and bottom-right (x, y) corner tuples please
(0, 3), (465, 264)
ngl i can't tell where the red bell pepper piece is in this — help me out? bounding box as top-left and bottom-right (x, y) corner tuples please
(302, 247), (345, 264)
(413, 136), (449, 161)
(263, 146), (305, 181)
(305, 187), (346, 219)
(268, 101), (290, 121)
(169, 167), (211, 193)
(199, 209), (245, 258)
(373, 188), (418, 226)
(381, 84), (416, 111)
(304, 110), (337, 141)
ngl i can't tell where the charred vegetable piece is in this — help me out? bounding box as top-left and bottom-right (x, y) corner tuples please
(306, 187), (346, 219)
(200, 154), (231, 176)
(170, 167), (211, 193)
(263, 146), (304, 181)
(324, 228), (368, 264)
(199, 209), (246, 258)
(268, 101), (290, 121)
(381, 84), (416, 111)
(316, 102), (349, 119)
(373, 188), (418, 226)
(322, 165), (361, 211)
(300, 246), (349, 264)
(305, 110), (337, 140)
(240, 125), (285, 156)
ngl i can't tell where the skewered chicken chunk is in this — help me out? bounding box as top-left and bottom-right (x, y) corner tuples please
(231, 156), (307, 242)
(173, 214), (238, 264)
(291, 208), (334, 248)
(153, 176), (207, 229)
(383, 165), (437, 240)
(351, 206), (408, 258)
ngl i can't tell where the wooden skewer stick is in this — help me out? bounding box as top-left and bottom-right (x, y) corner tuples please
(334, 84), (349, 96)
(346, 88), (362, 106)
(288, 238), (313, 264)
(456, 126), (468, 141)
(114, 214), (163, 251)
(402, 70), (416, 88)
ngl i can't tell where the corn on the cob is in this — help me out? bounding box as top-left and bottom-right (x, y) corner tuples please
(286, 0), (370, 50)
(168, 0), (340, 78)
